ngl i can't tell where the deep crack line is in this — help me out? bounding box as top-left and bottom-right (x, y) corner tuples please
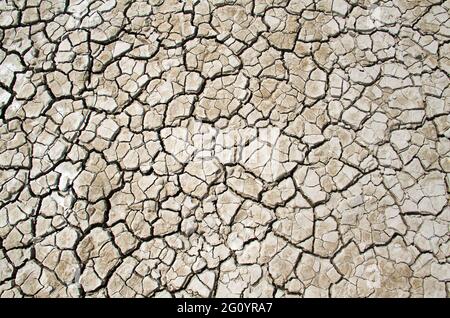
(0, 0), (448, 298)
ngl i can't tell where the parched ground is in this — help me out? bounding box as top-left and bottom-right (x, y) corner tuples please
(0, 0), (449, 298)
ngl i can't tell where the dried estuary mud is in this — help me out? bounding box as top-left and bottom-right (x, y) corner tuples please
(0, 0), (449, 298)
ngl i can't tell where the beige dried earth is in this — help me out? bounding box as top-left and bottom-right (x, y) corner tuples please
(0, 0), (449, 298)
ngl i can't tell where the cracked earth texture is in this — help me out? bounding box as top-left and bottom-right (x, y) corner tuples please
(0, 0), (449, 299)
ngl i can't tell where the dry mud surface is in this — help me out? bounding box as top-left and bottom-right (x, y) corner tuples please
(0, 0), (449, 298)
